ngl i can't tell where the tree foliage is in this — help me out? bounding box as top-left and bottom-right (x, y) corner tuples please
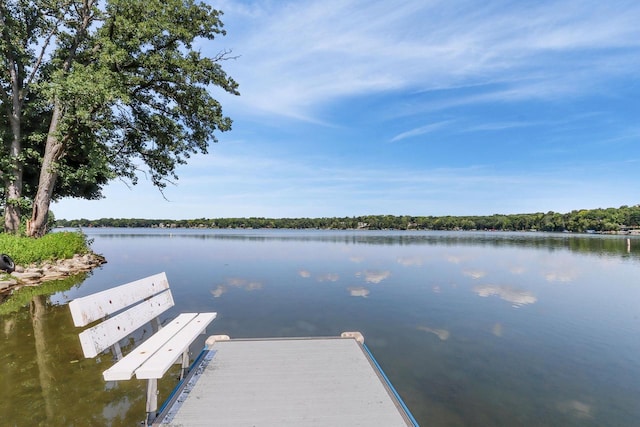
(55, 204), (640, 234)
(1, 0), (238, 237)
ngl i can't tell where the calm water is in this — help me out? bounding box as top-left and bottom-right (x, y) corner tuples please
(1, 229), (640, 426)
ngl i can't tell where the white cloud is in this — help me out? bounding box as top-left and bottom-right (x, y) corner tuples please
(211, 0), (640, 122)
(389, 121), (453, 142)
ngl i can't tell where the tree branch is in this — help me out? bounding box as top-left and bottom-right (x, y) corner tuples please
(25, 16), (62, 93)
(211, 48), (240, 62)
(61, 0), (97, 73)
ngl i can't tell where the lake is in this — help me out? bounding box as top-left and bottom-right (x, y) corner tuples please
(1, 229), (639, 426)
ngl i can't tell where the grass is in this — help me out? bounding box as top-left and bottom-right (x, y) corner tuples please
(0, 231), (91, 266)
(0, 231), (93, 314)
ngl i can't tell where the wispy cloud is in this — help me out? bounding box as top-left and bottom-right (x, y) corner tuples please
(390, 121), (453, 142)
(213, 0), (640, 122)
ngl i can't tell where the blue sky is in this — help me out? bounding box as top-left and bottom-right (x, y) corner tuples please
(53, 0), (640, 220)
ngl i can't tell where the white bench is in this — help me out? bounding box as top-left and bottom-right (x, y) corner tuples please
(69, 272), (216, 425)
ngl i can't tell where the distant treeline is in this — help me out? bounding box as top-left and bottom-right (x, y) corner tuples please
(56, 205), (640, 233)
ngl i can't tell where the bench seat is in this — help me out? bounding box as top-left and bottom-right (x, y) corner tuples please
(135, 312), (217, 379)
(104, 312), (198, 381)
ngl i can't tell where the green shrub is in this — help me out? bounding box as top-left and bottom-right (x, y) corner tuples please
(0, 231), (91, 266)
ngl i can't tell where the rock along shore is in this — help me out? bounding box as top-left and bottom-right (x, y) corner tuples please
(0, 253), (106, 292)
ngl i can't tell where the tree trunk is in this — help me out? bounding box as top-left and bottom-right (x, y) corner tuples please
(4, 115), (23, 233)
(27, 104), (64, 238)
(3, 51), (23, 234)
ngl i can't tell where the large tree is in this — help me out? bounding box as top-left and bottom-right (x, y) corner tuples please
(0, 0), (239, 237)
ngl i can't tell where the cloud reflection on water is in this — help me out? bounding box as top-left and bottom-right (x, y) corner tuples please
(316, 273), (339, 282)
(417, 325), (450, 341)
(356, 270), (391, 283)
(556, 400), (593, 420)
(210, 277), (263, 298)
(397, 256), (424, 266)
(473, 284), (537, 307)
(492, 322), (503, 337)
(544, 271), (577, 283)
(463, 269), (486, 279)
(211, 286), (226, 298)
(298, 269), (311, 278)
(348, 286), (370, 297)
(298, 269), (340, 282)
(510, 266), (526, 275)
(446, 255), (464, 264)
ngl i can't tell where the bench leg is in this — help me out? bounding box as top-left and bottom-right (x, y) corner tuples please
(111, 342), (123, 360)
(151, 316), (162, 334)
(145, 378), (158, 426)
(180, 350), (190, 380)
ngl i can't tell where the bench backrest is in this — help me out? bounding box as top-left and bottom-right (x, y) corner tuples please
(69, 272), (174, 358)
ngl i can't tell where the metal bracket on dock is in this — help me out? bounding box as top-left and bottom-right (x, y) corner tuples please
(341, 331), (365, 344)
(205, 334), (230, 349)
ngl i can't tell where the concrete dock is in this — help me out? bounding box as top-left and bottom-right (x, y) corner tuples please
(153, 335), (417, 426)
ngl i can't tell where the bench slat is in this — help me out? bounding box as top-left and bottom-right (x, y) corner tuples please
(78, 290), (175, 358)
(103, 313), (199, 381)
(135, 312), (217, 379)
(69, 272), (170, 327)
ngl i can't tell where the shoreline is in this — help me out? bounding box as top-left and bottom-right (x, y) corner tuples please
(0, 253), (106, 292)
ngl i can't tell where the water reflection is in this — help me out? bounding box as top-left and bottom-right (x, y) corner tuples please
(557, 399), (594, 420)
(0, 292), (177, 426)
(510, 266), (526, 274)
(473, 284), (538, 307)
(316, 273), (339, 282)
(544, 271), (578, 283)
(417, 325), (451, 341)
(463, 269), (487, 279)
(75, 228), (640, 260)
(298, 269), (311, 278)
(446, 255), (466, 264)
(357, 270), (391, 283)
(492, 322), (504, 337)
(211, 277), (263, 298)
(397, 256), (424, 266)
(3, 229), (640, 426)
(297, 270), (340, 282)
(347, 287), (370, 297)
